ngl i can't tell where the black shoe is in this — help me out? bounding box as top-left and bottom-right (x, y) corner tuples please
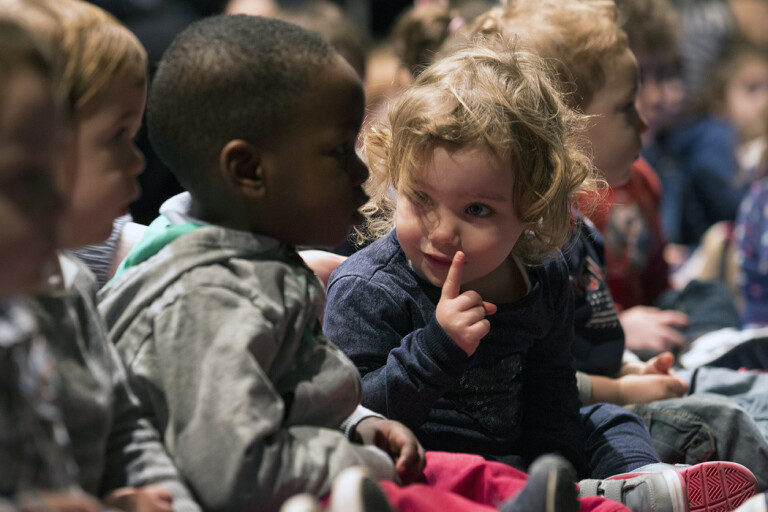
(500, 454), (579, 512)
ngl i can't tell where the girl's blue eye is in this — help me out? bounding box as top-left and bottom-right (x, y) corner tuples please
(466, 203), (491, 217)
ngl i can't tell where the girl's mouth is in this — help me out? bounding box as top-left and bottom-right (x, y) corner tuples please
(424, 253), (452, 268)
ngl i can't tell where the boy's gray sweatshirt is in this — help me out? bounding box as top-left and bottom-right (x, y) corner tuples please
(97, 217), (394, 512)
(25, 253), (200, 512)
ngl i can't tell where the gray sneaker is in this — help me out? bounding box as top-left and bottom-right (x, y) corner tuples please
(578, 461), (757, 512)
(732, 493), (768, 512)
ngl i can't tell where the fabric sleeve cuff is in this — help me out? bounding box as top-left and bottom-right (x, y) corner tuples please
(339, 405), (386, 440)
(576, 371), (592, 406)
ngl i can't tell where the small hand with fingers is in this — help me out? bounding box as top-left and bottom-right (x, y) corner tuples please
(435, 252), (497, 356)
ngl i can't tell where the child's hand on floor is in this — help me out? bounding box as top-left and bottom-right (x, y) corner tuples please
(590, 368), (689, 405)
(640, 352), (678, 375)
(103, 485), (173, 512)
(436, 252), (497, 356)
(354, 417), (426, 485)
(619, 306), (689, 353)
(621, 351), (679, 376)
(615, 373), (689, 405)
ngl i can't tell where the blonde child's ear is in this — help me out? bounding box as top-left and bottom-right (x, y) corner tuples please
(219, 139), (265, 197)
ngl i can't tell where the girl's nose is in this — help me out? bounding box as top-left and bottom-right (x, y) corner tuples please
(428, 211), (459, 245)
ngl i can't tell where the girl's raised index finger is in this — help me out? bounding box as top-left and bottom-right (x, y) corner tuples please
(441, 251), (464, 299)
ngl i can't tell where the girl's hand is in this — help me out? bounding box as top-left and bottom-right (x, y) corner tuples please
(436, 252), (497, 356)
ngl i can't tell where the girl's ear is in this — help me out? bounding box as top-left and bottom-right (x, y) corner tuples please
(219, 139), (265, 197)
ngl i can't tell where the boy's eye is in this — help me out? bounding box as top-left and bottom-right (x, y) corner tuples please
(112, 128), (126, 141)
(332, 140), (354, 156)
(466, 203), (492, 217)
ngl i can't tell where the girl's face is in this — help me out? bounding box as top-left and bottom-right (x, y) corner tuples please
(724, 55), (768, 143)
(395, 145), (524, 288)
(0, 67), (64, 296)
(59, 72), (146, 248)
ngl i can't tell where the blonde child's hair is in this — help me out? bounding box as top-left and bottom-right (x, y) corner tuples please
(465, 0), (628, 109)
(360, 39), (598, 259)
(0, 0), (147, 112)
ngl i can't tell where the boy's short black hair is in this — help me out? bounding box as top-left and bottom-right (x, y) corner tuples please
(147, 14), (336, 192)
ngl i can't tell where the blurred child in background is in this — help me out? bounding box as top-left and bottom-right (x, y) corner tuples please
(0, 0), (200, 509)
(0, 15), (99, 512)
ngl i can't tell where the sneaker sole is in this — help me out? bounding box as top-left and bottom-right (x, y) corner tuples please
(677, 461), (757, 512)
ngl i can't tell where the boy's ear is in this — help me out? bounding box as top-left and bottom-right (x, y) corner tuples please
(219, 139), (265, 197)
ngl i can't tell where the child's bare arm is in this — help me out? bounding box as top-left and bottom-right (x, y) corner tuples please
(587, 373), (688, 406)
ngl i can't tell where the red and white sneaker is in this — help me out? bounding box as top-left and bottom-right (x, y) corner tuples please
(578, 461), (757, 512)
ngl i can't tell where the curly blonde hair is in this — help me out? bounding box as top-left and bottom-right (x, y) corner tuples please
(360, 38), (599, 259)
(0, 0), (147, 113)
(466, 0), (628, 109)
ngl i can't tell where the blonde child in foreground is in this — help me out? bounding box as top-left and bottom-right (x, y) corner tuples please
(320, 5), (647, 502)
(0, 0), (200, 510)
(97, 13), (636, 512)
